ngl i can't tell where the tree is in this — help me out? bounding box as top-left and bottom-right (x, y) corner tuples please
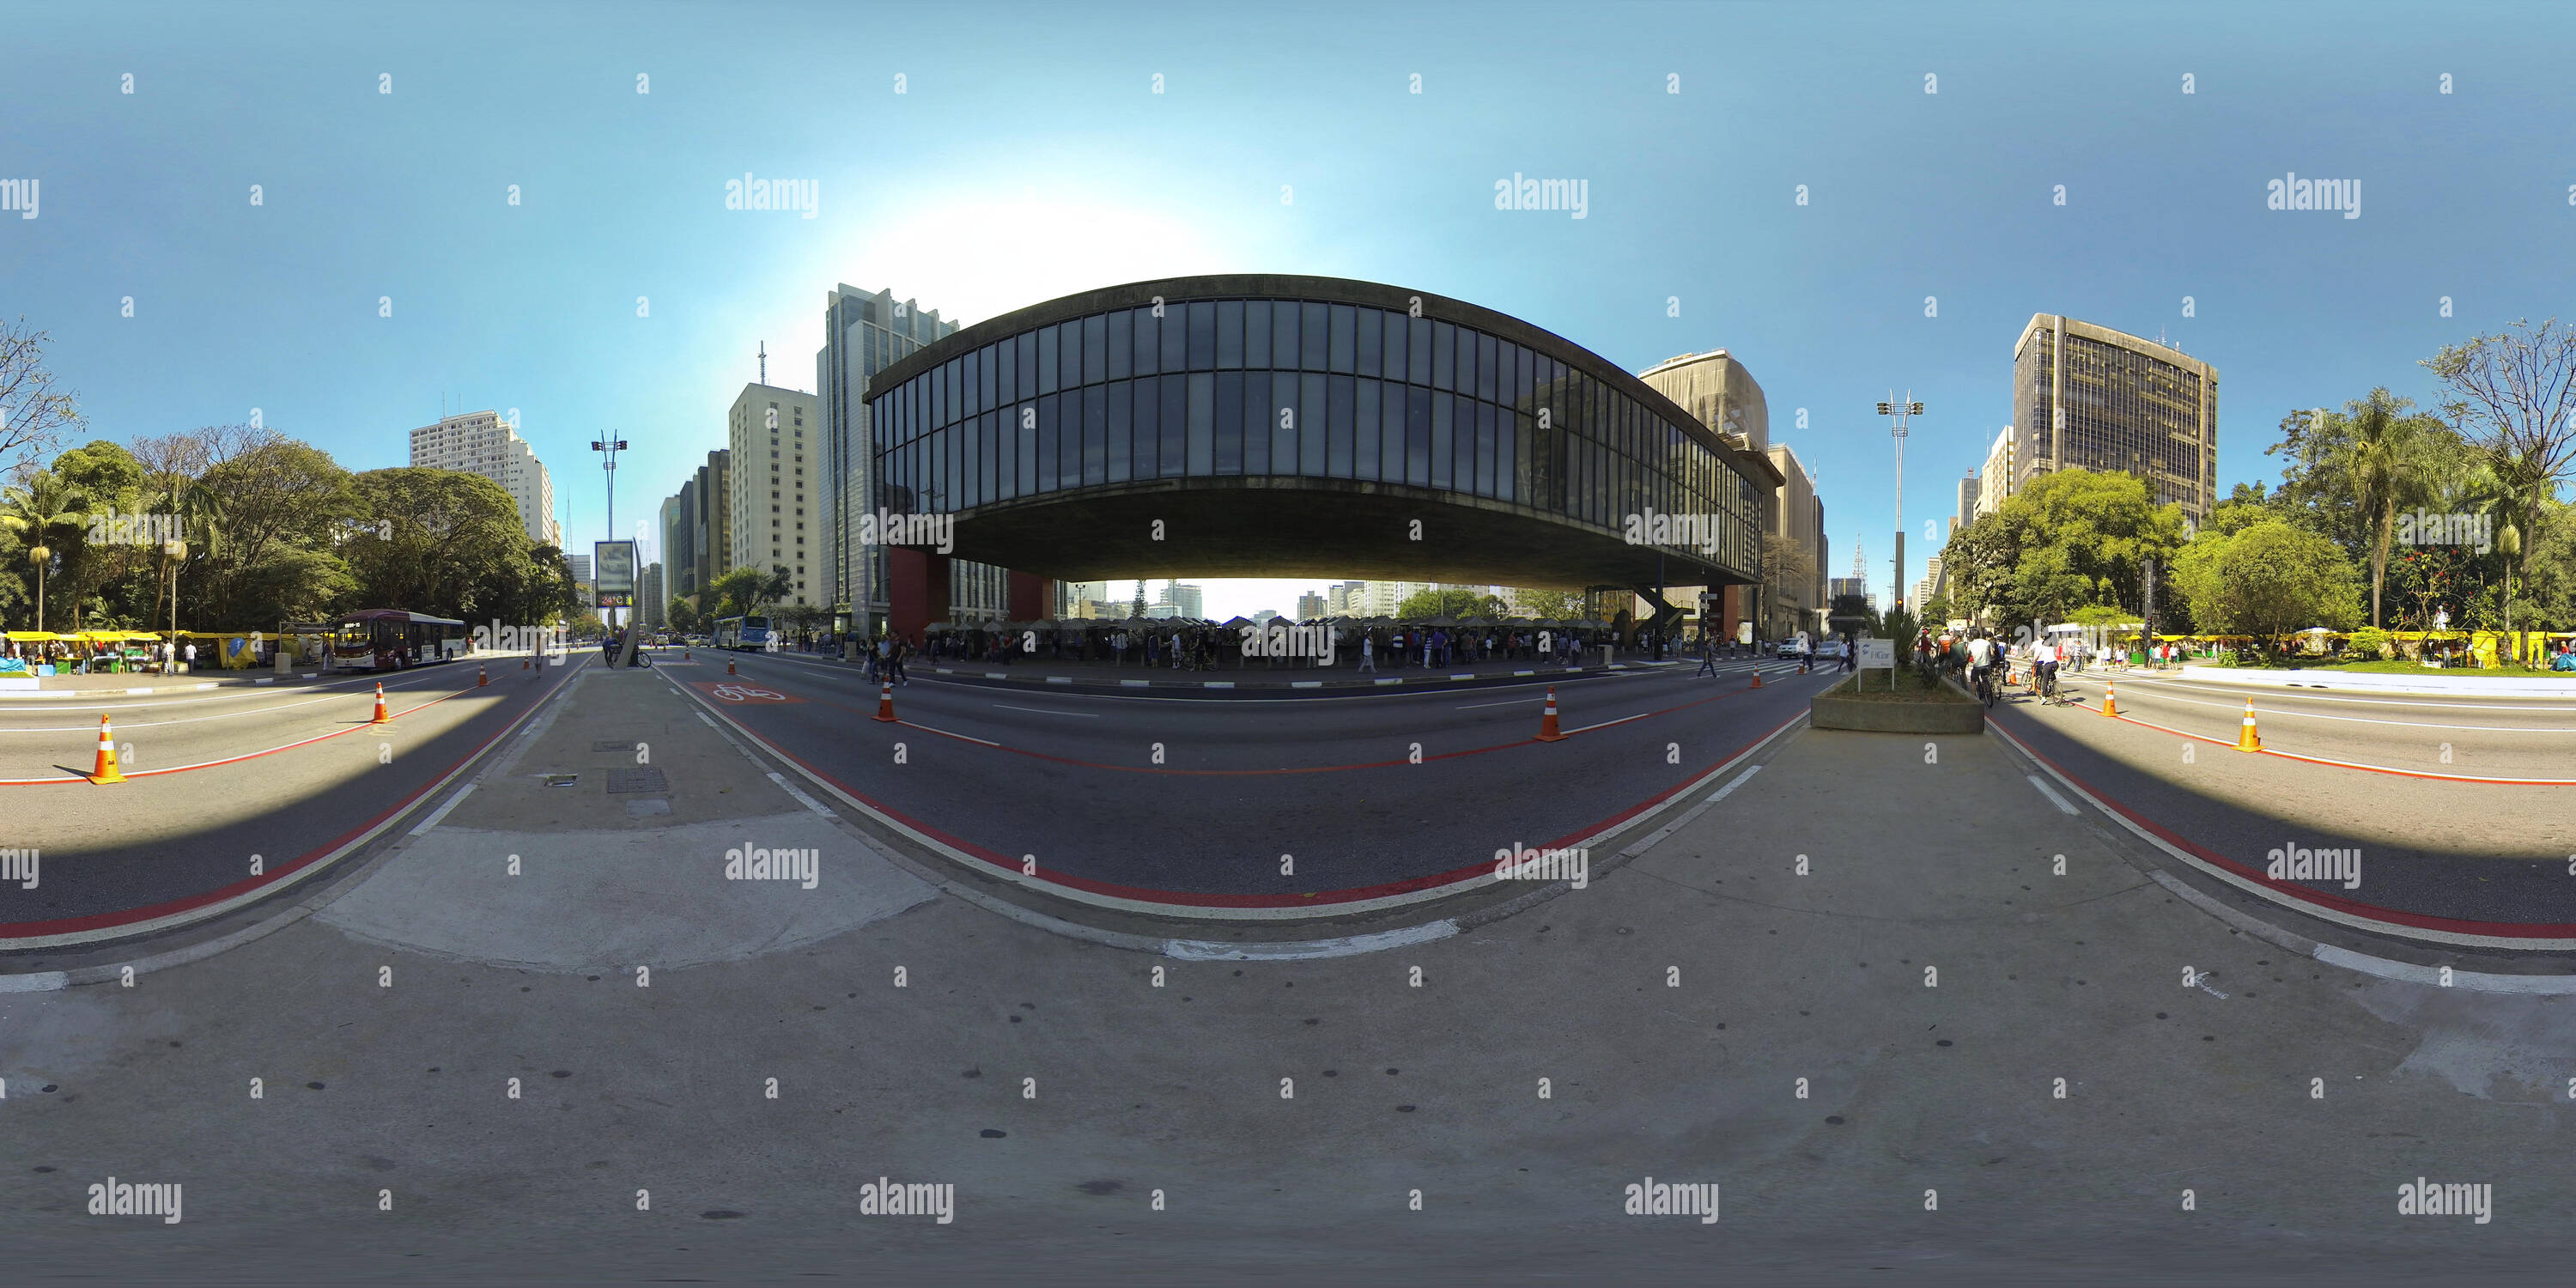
(1509, 586), (1585, 620)
(49, 440), (146, 629)
(1939, 469), (2186, 631)
(343, 468), (536, 622)
(759, 564), (793, 610)
(2172, 519), (2361, 643)
(1754, 533), (1816, 639)
(666, 597), (701, 635)
(1394, 586), (1491, 619)
(0, 470), (86, 631)
(194, 435), (361, 629)
(0, 319), (86, 474)
(2334, 388), (2444, 628)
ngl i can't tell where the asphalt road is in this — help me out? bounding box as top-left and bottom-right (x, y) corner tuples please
(683, 647), (1842, 911)
(1991, 673), (2576, 939)
(0, 654), (586, 945)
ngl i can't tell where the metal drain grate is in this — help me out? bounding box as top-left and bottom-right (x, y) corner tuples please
(605, 767), (667, 794)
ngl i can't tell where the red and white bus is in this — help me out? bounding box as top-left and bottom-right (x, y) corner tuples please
(330, 609), (471, 671)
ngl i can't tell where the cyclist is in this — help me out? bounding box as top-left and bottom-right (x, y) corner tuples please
(2032, 635), (2060, 704)
(1965, 632), (1996, 707)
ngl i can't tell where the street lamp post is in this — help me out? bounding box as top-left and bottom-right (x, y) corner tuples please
(590, 434), (628, 629)
(1875, 392), (1923, 624)
(166, 538), (185, 670)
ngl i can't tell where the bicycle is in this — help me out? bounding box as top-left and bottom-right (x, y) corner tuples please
(1971, 663), (1996, 708)
(2034, 661), (2059, 705)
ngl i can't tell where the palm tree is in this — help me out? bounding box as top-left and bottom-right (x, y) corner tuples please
(147, 472), (226, 634)
(1, 471), (87, 633)
(2338, 387), (2432, 629)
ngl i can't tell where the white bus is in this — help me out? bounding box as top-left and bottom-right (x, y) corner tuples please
(713, 615), (773, 651)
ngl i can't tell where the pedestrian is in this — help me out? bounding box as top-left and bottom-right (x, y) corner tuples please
(891, 635), (911, 686)
(183, 639), (197, 671)
(1694, 634), (1716, 677)
(1358, 631), (1376, 673)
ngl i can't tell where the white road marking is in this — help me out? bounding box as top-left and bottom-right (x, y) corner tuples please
(1456, 697), (1541, 709)
(407, 783), (477, 835)
(2026, 775), (2080, 815)
(992, 703), (1101, 718)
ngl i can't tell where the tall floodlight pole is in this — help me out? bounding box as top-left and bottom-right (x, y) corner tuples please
(592, 434), (628, 628)
(1875, 392), (1923, 623)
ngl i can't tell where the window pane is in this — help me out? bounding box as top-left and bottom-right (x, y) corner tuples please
(1186, 373), (1215, 474)
(1037, 393), (1060, 492)
(1037, 325), (1060, 394)
(1270, 371), (1298, 475)
(1132, 375), (1158, 479)
(984, 343), (1001, 412)
(1215, 371), (1245, 474)
(997, 339), (1017, 405)
(1160, 374), (1186, 476)
(1327, 374), (1355, 477)
(1103, 384), (1133, 484)
(1408, 315), (1432, 385)
(1431, 392), (1455, 489)
(1405, 386), (1431, 485)
(1475, 398), (1497, 497)
(1382, 381), (1406, 481)
(1301, 372), (1327, 473)
(1018, 332), (1038, 397)
(1242, 370), (1269, 473)
(1503, 408), (1523, 504)
(1301, 303), (1328, 372)
(1217, 301), (1244, 368)
(1082, 313), (1107, 386)
(1476, 331), (1498, 402)
(1355, 308), (1382, 378)
(983, 410), (1000, 504)
(1187, 301), (1215, 369)
(1130, 309), (1156, 377)
(1431, 321), (1455, 391)
(1272, 301), (1299, 368)
(1107, 310), (1132, 380)
(963, 349), (981, 418)
(1161, 306), (1187, 371)
(1019, 398), (1038, 495)
(1061, 322), (1084, 390)
(1083, 384), (1108, 486)
(1355, 379), (1381, 480)
(1244, 298), (1271, 368)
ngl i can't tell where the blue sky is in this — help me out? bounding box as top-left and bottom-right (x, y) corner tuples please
(5, 1), (2569, 617)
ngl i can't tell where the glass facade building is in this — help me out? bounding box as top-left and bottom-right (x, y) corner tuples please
(818, 285), (968, 634)
(2013, 314), (2219, 522)
(860, 276), (1769, 590)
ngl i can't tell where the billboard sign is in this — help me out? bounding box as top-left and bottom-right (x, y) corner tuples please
(594, 540), (636, 609)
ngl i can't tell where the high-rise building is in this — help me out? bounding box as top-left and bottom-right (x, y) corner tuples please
(728, 384), (819, 607)
(2013, 316), (2218, 522)
(638, 563), (665, 629)
(567, 554), (592, 584)
(693, 450), (731, 600)
(1978, 425), (2015, 519)
(407, 410), (559, 547)
(659, 494), (693, 601)
(817, 286), (963, 634)
(1637, 349), (1767, 453)
(1762, 444), (1826, 639)
(1157, 582), (1205, 620)
(1957, 474), (1978, 530)
(1295, 592), (1327, 620)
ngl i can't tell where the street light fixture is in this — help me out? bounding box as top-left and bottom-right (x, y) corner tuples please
(1875, 392), (1923, 623)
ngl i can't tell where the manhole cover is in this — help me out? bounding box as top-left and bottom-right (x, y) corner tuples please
(605, 768), (667, 794)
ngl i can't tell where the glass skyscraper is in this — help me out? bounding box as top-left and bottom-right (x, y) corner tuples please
(2012, 315), (2218, 522)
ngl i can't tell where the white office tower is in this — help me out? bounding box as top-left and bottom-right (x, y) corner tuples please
(408, 410), (560, 547)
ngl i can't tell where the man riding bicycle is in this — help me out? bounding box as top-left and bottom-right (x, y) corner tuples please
(1965, 633), (1996, 707)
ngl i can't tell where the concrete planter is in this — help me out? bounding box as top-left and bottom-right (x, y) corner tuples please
(1809, 684), (1984, 733)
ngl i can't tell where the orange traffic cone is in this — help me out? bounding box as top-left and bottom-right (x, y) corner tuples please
(872, 679), (898, 723)
(1535, 687), (1567, 741)
(1749, 666), (1764, 689)
(727, 658), (738, 675)
(88, 714), (125, 784)
(372, 682), (391, 725)
(2100, 679), (2117, 717)
(477, 664), (489, 687)
(2235, 698), (2261, 752)
(520, 655), (528, 670)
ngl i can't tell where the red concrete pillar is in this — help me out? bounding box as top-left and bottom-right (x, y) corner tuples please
(1007, 571), (1053, 623)
(889, 548), (951, 643)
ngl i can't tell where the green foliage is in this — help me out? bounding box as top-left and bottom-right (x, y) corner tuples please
(2170, 519), (2362, 640)
(1510, 586), (1585, 620)
(1938, 469), (2186, 629)
(1394, 586), (1495, 619)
